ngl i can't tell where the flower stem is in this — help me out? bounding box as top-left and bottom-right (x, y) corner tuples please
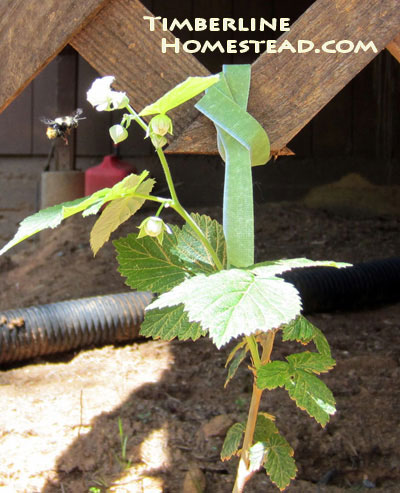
(233, 330), (276, 493)
(157, 148), (224, 271)
(155, 202), (165, 217)
(131, 193), (172, 205)
(126, 105), (148, 133)
(156, 147), (180, 204)
(125, 106), (223, 271)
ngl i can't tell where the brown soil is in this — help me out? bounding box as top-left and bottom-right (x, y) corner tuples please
(0, 203), (399, 493)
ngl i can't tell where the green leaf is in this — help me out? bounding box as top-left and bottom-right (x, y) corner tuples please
(141, 304), (206, 341)
(90, 176), (155, 255)
(220, 422), (245, 461)
(253, 414), (279, 443)
(282, 315), (333, 357)
(0, 196), (86, 255)
(282, 316), (315, 344)
(225, 347), (248, 388)
(277, 257), (351, 270)
(312, 325), (332, 358)
(62, 189), (109, 217)
(225, 339), (247, 367)
(250, 415), (297, 490)
(139, 74), (220, 116)
(147, 266), (302, 348)
(257, 361), (291, 390)
(286, 352), (335, 374)
(252, 257), (351, 277)
(114, 228), (189, 294)
(285, 370), (336, 426)
(0, 172), (156, 256)
(263, 434), (297, 491)
(82, 200), (105, 217)
(259, 355), (336, 426)
(63, 173), (151, 218)
(173, 213), (227, 273)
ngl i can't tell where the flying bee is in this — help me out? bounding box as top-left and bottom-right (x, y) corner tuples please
(41, 108), (85, 144)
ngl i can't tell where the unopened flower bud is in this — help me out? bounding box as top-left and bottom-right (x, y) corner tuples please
(137, 216), (172, 244)
(149, 114), (173, 137)
(109, 124), (128, 144)
(150, 133), (168, 149)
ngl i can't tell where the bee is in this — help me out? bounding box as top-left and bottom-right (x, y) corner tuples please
(41, 108), (85, 144)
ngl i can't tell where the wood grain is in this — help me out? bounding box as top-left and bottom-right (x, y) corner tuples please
(0, 0), (108, 113)
(168, 0), (400, 154)
(71, 0), (210, 136)
(387, 32), (400, 63)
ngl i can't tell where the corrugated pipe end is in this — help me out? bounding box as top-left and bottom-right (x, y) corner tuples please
(280, 257), (400, 314)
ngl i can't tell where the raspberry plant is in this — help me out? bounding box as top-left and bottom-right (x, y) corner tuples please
(1, 65), (348, 491)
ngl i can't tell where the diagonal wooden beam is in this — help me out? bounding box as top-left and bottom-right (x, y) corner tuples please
(0, 0), (108, 114)
(168, 0), (400, 154)
(387, 32), (400, 63)
(71, 0), (210, 137)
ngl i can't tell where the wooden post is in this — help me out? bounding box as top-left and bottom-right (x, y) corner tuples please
(53, 46), (78, 171)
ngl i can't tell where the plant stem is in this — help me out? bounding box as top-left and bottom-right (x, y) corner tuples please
(126, 105), (148, 133)
(233, 330), (276, 493)
(155, 202), (165, 217)
(126, 104), (223, 270)
(233, 382), (263, 493)
(156, 148), (180, 204)
(131, 193), (172, 205)
(157, 148), (224, 271)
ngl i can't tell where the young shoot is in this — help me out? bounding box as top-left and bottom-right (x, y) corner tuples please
(0, 68), (348, 492)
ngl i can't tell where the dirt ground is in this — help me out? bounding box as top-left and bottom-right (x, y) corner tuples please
(0, 202), (399, 493)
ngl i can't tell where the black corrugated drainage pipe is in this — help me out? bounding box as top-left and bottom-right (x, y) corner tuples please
(279, 256), (400, 313)
(0, 257), (399, 365)
(0, 292), (153, 365)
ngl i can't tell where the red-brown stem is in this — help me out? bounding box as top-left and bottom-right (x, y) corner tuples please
(232, 330), (276, 493)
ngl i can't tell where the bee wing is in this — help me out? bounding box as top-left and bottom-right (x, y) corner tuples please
(40, 117), (55, 125)
(74, 108), (83, 117)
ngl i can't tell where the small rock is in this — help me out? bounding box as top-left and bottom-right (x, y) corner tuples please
(363, 478), (376, 488)
(201, 414), (234, 439)
(183, 465), (206, 493)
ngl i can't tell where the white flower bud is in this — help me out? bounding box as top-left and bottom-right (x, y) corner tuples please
(137, 217), (172, 244)
(144, 217), (164, 236)
(109, 124), (128, 144)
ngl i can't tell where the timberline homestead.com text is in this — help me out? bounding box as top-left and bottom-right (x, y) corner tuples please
(143, 16), (378, 55)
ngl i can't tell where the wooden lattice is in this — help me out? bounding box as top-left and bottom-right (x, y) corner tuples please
(0, 0), (399, 154)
